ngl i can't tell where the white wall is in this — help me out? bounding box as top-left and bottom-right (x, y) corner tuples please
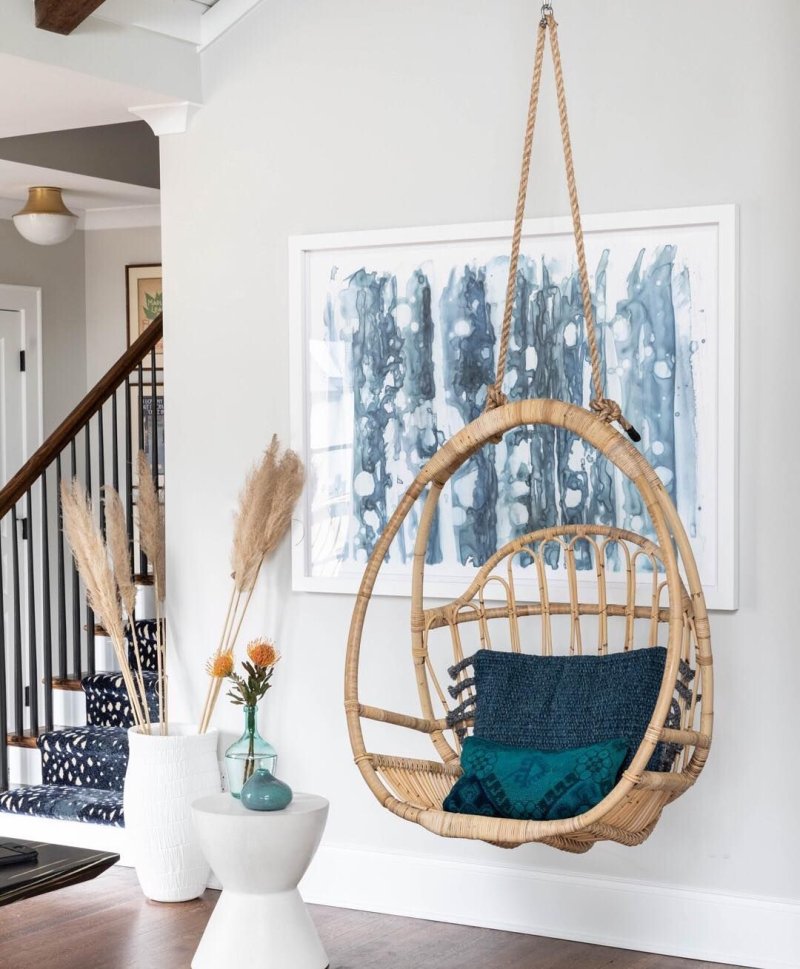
(159, 2), (800, 965)
(84, 226), (162, 386)
(0, 218), (86, 436)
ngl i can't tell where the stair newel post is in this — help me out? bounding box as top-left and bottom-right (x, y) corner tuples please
(11, 507), (23, 738)
(0, 528), (8, 791)
(40, 471), (53, 732)
(84, 424), (95, 676)
(55, 452), (67, 682)
(25, 489), (39, 736)
(70, 439), (81, 679)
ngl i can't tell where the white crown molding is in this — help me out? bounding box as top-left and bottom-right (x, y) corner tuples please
(129, 101), (202, 136)
(200, 0), (265, 51)
(301, 843), (800, 969)
(81, 204), (161, 231)
(0, 195), (160, 230)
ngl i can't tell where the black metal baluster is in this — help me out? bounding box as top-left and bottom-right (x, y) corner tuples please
(98, 406), (106, 536)
(56, 454), (67, 680)
(112, 389), (120, 494)
(25, 489), (38, 735)
(125, 377), (134, 573)
(0, 529), (7, 791)
(84, 425), (95, 675)
(70, 441), (81, 679)
(150, 348), (160, 492)
(11, 507), (22, 738)
(40, 473), (53, 731)
(137, 363), (146, 576)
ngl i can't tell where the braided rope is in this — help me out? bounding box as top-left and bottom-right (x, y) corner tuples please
(485, 9), (639, 443)
(491, 18), (547, 410)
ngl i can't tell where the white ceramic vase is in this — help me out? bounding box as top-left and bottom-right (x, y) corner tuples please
(124, 724), (221, 902)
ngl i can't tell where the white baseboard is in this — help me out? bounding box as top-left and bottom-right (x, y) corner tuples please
(0, 813), (132, 866)
(300, 843), (800, 969)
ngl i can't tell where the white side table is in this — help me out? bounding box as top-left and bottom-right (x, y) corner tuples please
(191, 792), (329, 969)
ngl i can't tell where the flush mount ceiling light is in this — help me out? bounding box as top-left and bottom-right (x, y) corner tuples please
(13, 187), (78, 245)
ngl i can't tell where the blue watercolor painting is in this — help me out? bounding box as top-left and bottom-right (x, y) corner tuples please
(300, 220), (719, 588)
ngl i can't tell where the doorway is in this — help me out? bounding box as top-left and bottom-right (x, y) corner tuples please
(0, 284), (42, 486)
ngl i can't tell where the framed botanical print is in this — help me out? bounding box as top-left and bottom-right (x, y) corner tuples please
(126, 264), (163, 367)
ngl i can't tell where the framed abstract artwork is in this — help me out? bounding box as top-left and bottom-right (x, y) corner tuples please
(126, 264), (163, 367)
(289, 206), (737, 609)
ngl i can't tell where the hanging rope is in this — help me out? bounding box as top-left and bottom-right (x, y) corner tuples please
(486, 6), (640, 443)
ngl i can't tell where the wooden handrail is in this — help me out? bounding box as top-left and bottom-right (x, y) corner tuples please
(0, 314), (163, 519)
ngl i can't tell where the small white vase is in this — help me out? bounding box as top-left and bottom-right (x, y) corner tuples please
(124, 723), (221, 902)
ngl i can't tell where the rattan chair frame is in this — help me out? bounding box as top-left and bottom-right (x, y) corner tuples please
(345, 401), (713, 852)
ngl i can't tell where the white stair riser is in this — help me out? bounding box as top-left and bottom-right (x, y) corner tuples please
(7, 745), (42, 786)
(52, 688), (87, 728)
(136, 585), (155, 619)
(94, 634), (120, 673)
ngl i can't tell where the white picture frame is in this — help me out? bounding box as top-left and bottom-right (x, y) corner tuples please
(289, 206), (738, 610)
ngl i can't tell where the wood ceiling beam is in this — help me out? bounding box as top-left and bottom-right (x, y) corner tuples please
(35, 0), (107, 35)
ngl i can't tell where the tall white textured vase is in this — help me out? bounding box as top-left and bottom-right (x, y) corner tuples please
(124, 724), (221, 902)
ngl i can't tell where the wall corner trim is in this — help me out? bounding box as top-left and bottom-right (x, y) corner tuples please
(300, 843), (800, 969)
(129, 101), (202, 136)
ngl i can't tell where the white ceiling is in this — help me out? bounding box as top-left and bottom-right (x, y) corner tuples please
(0, 52), (182, 139)
(94, 0), (259, 46)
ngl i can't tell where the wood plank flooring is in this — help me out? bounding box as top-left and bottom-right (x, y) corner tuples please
(0, 867), (750, 969)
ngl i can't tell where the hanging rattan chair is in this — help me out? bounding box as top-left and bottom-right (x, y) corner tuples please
(344, 7), (712, 853)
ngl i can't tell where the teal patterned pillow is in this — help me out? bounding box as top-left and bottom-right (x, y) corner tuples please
(444, 736), (628, 821)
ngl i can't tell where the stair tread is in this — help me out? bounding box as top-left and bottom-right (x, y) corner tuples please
(0, 785), (123, 827)
(38, 726), (128, 755)
(8, 727), (68, 749)
(51, 672), (110, 691)
(39, 728), (128, 793)
(83, 671), (158, 688)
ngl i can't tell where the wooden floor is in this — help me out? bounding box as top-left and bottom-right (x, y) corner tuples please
(0, 867), (749, 969)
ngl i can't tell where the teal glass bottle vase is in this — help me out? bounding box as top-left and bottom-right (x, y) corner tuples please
(224, 705), (277, 799)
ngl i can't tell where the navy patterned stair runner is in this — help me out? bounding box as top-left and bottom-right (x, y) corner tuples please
(0, 621), (161, 827)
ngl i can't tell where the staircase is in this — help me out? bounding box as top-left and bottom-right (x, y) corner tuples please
(0, 621), (159, 827)
(0, 317), (164, 850)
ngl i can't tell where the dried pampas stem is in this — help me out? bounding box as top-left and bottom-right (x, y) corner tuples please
(61, 480), (147, 728)
(105, 487), (150, 732)
(137, 452), (165, 599)
(199, 583), (237, 733)
(231, 436), (279, 594)
(199, 437), (305, 733)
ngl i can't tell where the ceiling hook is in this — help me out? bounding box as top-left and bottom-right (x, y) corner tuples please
(540, 3), (554, 26)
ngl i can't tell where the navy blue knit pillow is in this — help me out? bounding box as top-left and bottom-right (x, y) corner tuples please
(448, 648), (670, 772)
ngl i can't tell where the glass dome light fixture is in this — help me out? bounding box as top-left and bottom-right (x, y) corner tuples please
(13, 187), (78, 246)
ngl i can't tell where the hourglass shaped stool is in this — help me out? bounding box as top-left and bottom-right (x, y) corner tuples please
(191, 793), (329, 969)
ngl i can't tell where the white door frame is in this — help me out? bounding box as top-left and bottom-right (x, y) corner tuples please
(0, 284), (43, 468)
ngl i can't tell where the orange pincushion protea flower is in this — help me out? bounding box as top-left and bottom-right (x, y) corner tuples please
(205, 650), (234, 678)
(247, 638), (279, 669)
